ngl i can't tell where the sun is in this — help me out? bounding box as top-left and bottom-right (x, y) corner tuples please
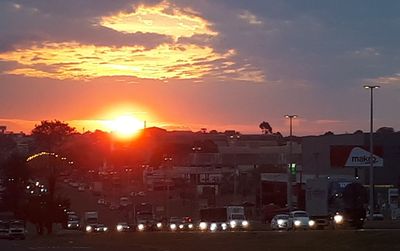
(111, 115), (144, 139)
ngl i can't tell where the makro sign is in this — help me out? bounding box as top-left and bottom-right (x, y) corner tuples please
(330, 145), (383, 168)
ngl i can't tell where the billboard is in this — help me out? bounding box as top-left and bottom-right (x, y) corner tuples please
(330, 145), (383, 168)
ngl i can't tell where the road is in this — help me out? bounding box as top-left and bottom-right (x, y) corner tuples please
(2, 229), (400, 251)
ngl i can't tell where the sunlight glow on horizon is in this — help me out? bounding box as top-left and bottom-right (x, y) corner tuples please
(108, 115), (144, 139)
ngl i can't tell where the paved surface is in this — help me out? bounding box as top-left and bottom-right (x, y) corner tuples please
(2, 229), (400, 251)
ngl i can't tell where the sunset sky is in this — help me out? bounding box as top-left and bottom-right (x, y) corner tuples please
(0, 0), (399, 136)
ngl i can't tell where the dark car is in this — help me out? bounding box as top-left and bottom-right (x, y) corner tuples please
(86, 223), (108, 233)
(168, 217), (195, 231)
(0, 221), (10, 239)
(116, 222), (132, 232)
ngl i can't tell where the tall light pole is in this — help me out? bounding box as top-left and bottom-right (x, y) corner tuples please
(285, 114), (297, 211)
(364, 85), (380, 218)
(229, 133), (240, 203)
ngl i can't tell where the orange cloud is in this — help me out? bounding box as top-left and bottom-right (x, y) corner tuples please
(0, 2), (264, 83)
(0, 42), (234, 80)
(100, 1), (217, 40)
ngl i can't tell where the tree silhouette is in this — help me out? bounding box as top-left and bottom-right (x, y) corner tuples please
(32, 120), (76, 150)
(30, 120), (76, 234)
(259, 121), (273, 134)
(25, 193), (70, 235)
(1, 153), (30, 217)
(376, 127), (395, 134)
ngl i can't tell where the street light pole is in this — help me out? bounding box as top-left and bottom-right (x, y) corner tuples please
(285, 115), (297, 211)
(364, 85), (380, 218)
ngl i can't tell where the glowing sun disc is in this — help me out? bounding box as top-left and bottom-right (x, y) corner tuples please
(111, 115), (143, 139)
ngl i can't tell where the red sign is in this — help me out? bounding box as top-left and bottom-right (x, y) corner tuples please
(330, 145), (383, 168)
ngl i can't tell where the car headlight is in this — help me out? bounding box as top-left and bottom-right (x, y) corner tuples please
(157, 222), (162, 229)
(308, 220), (315, 227)
(277, 219), (284, 225)
(68, 223), (72, 228)
(104, 227), (108, 231)
(242, 220), (249, 227)
(179, 224), (184, 229)
(86, 226), (92, 232)
(116, 225), (123, 232)
(188, 224), (193, 229)
(294, 220), (301, 227)
(230, 220), (237, 228)
(210, 223), (217, 231)
(334, 214), (343, 224)
(138, 224), (145, 231)
(199, 222), (207, 230)
(170, 224), (177, 230)
(221, 223), (228, 230)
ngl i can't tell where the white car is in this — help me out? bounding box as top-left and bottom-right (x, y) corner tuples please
(287, 211), (314, 230)
(270, 214), (290, 230)
(97, 198), (106, 205)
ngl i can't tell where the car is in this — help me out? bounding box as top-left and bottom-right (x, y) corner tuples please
(8, 220), (26, 239)
(69, 182), (79, 188)
(366, 211), (384, 221)
(116, 222), (131, 232)
(168, 217), (184, 231)
(287, 211), (314, 230)
(119, 197), (130, 207)
(78, 186), (85, 192)
(270, 214), (290, 230)
(0, 221), (10, 239)
(86, 223), (108, 233)
(198, 222), (229, 232)
(130, 191), (146, 197)
(109, 203), (119, 211)
(97, 198), (106, 205)
(136, 191), (146, 197)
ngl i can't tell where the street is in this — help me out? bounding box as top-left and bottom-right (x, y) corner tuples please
(2, 229), (400, 251)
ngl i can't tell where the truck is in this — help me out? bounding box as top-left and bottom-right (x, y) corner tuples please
(84, 211), (98, 231)
(306, 177), (367, 229)
(134, 203), (156, 231)
(199, 206), (249, 231)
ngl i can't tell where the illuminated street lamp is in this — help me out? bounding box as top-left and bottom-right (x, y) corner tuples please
(229, 133), (240, 203)
(364, 84), (380, 218)
(284, 114), (297, 211)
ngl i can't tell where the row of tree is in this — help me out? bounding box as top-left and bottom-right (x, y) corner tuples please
(1, 120), (75, 234)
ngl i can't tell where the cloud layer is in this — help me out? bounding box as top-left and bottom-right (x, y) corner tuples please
(0, 0), (399, 134)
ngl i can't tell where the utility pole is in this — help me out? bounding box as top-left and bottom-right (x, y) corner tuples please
(285, 115), (297, 211)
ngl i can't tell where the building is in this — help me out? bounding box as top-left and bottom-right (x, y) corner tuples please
(301, 131), (400, 209)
